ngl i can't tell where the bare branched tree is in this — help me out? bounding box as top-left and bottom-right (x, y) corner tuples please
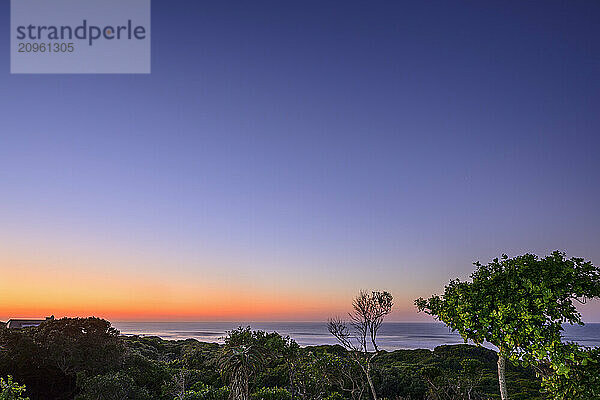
(328, 290), (393, 400)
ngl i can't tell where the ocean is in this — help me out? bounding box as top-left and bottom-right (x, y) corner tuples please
(112, 322), (600, 351)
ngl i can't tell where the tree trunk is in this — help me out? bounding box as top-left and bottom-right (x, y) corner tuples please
(497, 354), (509, 400)
(365, 364), (377, 400)
(244, 371), (249, 400)
(288, 363), (296, 400)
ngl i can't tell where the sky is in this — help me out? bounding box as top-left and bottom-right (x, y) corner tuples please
(1, 1), (599, 322)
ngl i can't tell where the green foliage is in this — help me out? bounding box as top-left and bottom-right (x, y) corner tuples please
(416, 252), (600, 364)
(120, 349), (173, 398)
(182, 383), (229, 400)
(374, 363), (427, 399)
(0, 317), (124, 399)
(250, 387), (291, 400)
(75, 371), (151, 400)
(353, 344), (539, 400)
(286, 350), (342, 399)
(416, 251), (600, 400)
(217, 327), (268, 400)
(540, 345), (600, 399)
(0, 319), (550, 400)
(0, 376), (29, 400)
(35, 317), (123, 376)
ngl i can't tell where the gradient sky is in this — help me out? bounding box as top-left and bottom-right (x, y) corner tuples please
(1, 1), (599, 322)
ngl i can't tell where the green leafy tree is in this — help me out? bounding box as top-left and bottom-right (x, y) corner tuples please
(0, 376), (29, 400)
(35, 317), (123, 377)
(415, 251), (600, 400)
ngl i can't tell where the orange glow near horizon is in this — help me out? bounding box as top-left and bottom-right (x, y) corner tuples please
(0, 270), (423, 324)
(0, 289), (426, 323)
(2, 246), (599, 323)
(0, 238), (429, 323)
(0, 272), (424, 322)
(0, 264), (345, 321)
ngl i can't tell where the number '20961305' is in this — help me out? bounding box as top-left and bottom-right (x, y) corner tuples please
(18, 42), (74, 52)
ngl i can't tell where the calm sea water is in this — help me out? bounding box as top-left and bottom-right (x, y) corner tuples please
(112, 322), (600, 351)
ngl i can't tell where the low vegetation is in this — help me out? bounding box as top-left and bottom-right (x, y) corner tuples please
(0, 320), (545, 400)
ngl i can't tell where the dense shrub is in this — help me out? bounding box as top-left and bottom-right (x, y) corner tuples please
(0, 376), (29, 400)
(251, 387), (291, 400)
(75, 372), (151, 400)
(374, 364), (428, 399)
(183, 384), (229, 400)
(0, 318), (123, 400)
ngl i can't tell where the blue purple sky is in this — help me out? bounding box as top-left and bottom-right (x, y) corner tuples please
(1, 1), (599, 321)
